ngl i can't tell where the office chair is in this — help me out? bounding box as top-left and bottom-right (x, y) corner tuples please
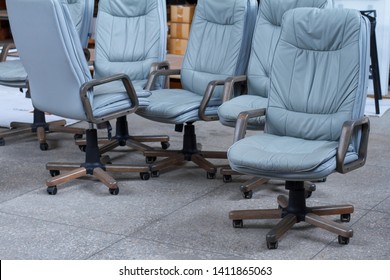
(218, 0), (333, 198)
(75, 0), (171, 156)
(137, 0), (258, 178)
(228, 7), (371, 249)
(7, 0), (150, 195)
(0, 0), (94, 150)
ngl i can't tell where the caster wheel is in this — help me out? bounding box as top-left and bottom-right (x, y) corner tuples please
(338, 235), (350, 245)
(79, 145), (86, 152)
(140, 172), (150, 180)
(340, 214), (351, 222)
(305, 190), (312, 199)
(146, 156), (157, 164)
(232, 220), (243, 228)
(161, 141), (170, 150)
(50, 170), (60, 177)
(267, 241), (278, 249)
(207, 172), (216, 179)
(40, 143), (49, 151)
(223, 175), (232, 183)
(0, 138), (4, 146)
(242, 190), (253, 199)
(74, 134), (83, 140)
(47, 186), (57, 195)
(109, 187), (119, 195)
(151, 170), (160, 178)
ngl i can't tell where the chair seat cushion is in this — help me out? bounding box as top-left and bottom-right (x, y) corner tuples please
(218, 94), (267, 129)
(93, 79), (151, 108)
(228, 133), (357, 180)
(136, 89), (221, 124)
(0, 60), (28, 87)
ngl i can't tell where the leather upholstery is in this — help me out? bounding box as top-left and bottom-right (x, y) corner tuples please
(227, 8), (370, 181)
(7, 0), (140, 121)
(94, 0), (167, 92)
(137, 0), (258, 124)
(0, 0), (94, 87)
(218, 0), (333, 129)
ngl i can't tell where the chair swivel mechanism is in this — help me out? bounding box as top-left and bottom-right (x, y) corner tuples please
(0, 0), (94, 151)
(8, 0), (151, 195)
(75, 0), (171, 156)
(227, 7), (371, 249)
(136, 0), (258, 178)
(217, 0), (334, 198)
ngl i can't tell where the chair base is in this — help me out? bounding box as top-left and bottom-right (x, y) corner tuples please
(144, 123), (227, 178)
(0, 109), (84, 150)
(75, 116), (170, 154)
(46, 128), (150, 195)
(221, 167), (317, 199)
(229, 181), (354, 249)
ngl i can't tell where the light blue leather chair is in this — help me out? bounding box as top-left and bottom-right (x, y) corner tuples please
(218, 0), (334, 198)
(77, 0), (171, 155)
(137, 0), (258, 178)
(228, 7), (371, 249)
(0, 0), (94, 150)
(7, 0), (149, 195)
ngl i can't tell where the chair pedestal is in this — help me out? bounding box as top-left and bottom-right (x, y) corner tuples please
(144, 123), (227, 178)
(75, 116), (170, 154)
(229, 181), (354, 249)
(46, 128), (150, 195)
(221, 166), (317, 199)
(0, 109), (85, 150)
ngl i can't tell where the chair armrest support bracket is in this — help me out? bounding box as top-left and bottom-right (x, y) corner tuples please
(233, 108), (266, 142)
(80, 73), (139, 123)
(336, 116), (370, 173)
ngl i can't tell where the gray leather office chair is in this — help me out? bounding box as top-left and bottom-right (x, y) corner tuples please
(228, 7), (371, 249)
(7, 0), (150, 195)
(0, 0), (93, 150)
(218, 0), (333, 198)
(137, 0), (258, 178)
(75, 0), (171, 156)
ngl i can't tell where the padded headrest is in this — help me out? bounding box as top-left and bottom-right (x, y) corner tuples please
(197, 0), (247, 25)
(281, 7), (361, 51)
(99, 0), (155, 17)
(261, 0), (331, 26)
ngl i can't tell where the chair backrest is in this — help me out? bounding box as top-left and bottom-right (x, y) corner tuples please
(93, 0), (167, 84)
(0, 0), (93, 88)
(247, 0), (333, 98)
(67, 0), (94, 48)
(180, 0), (257, 97)
(7, 0), (93, 120)
(266, 7), (370, 146)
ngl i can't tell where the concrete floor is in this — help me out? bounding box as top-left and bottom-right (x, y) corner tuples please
(0, 109), (389, 260)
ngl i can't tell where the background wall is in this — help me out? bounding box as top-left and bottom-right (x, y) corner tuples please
(334, 0), (390, 96)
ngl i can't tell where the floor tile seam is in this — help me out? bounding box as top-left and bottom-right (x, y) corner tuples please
(86, 236), (129, 260)
(0, 209), (127, 238)
(0, 187), (44, 205)
(122, 235), (250, 260)
(126, 185), (227, 238)
(354, 194), (390, 215)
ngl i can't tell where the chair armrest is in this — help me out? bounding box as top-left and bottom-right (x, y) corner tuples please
(149, 60), (170, 73)
(336, 116), (370, 174)
(148, 60), (170, 89)
(199, 79), (227, 121)
(80, 73), (139, 123)
(221, 75), (248, 103)
(144, 68), (181, 90)
(233, 108), (266, 142)
(0, 42), (16, 62)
